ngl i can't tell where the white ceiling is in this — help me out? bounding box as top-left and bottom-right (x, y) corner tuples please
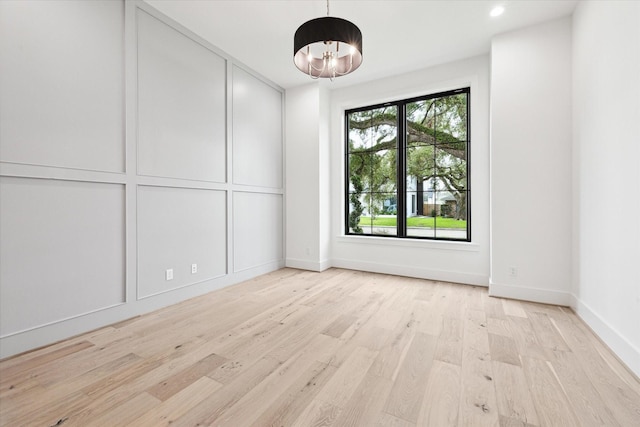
(145, 0), (579, 90)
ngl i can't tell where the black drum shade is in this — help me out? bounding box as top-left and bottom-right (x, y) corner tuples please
(294, 16), (363, 79)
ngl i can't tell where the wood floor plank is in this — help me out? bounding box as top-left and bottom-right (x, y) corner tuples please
(520, 301), (571, 323)
(527, 311), (571, 352)
(147, 352), (227, 401)
(487, 317), (512, 337)
(373, 307), (404, 331)
(417, 360), (461, 426)
(208, 319), (310, 384)
(521, 356), (580, 427)
(387, 278), (420, 312)
(548, 349), (620, 426)
(1, 267), (637, 426)
(130, 376), (222, 426)
(267, 331), (344, 367)
(336, 293), (386, 343)
(54, 352), (142, 398)
(501, 299), (527, 318)
(249, 361), (337, 427)
(2, 390), (91, 427)
(323, 299), (387, 368)
(321, 314), (358, 338)
(84, 392), (161, 427)
(383, 332), (437, 423)
(350, 323), (393, 352)
(88, 336), (225, 404)
(30, 335), (142, 388)
(507, 316), (549, 361)
(3, 338), (126, 390)
(313, 345), (378, 408)
(261, 312), (340, 365)
(0, 340), (94, 385)
(2, 352), (144, 422)
(498, 414), (537, 427)
(290, 398), (342, 427)
(557, 311), (640, 396)
(414, 297), (445, 336)
(45, 338), (219, 426)
(491, 360), (539, 426)
(550, 316), (640, 426)
(81, 353), (164, 400)
(458, 308), (500, 427)
(333, 371), (394, 426)
(369, 311), (416, 380)
(434, 316), (463, 365)
(375, 412), (416, 427)
(464, 285), (485, 311)
(415, 281), (437, 301)
(489, 333), (521, 366)
(485, 294), (507, 319)
(171, 357), (283, 426)
(208, 337), (339, 426)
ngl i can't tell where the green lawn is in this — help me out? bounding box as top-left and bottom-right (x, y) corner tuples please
(358, 216), (467, 229)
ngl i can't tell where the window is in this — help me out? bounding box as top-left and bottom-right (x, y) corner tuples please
(345, 88), (470, 241)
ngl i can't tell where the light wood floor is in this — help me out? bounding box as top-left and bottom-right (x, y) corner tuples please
(1, 268), (639, 426)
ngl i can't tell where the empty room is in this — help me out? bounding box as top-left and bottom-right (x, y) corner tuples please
(1, 0), (639, 425)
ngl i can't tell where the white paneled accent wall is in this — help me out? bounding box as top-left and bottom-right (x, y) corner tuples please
(232, 67), (284, 189)
(0, 178), (125, 336)
(0, 1), (284, 358)
(234, 192), (284, 272)
(0, 0), (124, 172)
(137, 10), (227, 182)
(137, 186), (227, 298)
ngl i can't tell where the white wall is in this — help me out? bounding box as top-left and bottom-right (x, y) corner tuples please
(319, 88), (332, 265)
(0, 0), (284, 358)
(572, 0), (640, 376)
(328, 56), (491, 285)
(0, 0), (125, 173)
(489, 18), (573, 305)
(285, 84), (331, 271)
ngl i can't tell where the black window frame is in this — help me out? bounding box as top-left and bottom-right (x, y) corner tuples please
(344, 87), (471, 242)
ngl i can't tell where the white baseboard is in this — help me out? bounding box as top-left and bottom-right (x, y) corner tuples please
(285, 258), (331, 272)
(331, 258), (489, 286)
(488, 281), (572, 306)
(570, 294), (640, 378)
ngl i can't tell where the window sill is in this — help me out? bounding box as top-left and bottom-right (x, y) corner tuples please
(336, 234), (480, 252)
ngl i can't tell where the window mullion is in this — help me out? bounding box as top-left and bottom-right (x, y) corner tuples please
(397, 103), (406, 237)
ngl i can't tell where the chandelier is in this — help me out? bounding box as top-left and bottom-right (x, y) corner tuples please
(293, 0), (363, 80)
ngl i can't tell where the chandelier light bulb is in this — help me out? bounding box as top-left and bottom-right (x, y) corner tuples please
(490, 5), (505, 17)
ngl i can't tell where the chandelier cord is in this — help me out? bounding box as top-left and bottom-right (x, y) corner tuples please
(326, 0), (330, 16)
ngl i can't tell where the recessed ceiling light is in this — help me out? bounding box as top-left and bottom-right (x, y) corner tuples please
(490, 6), (505, 17)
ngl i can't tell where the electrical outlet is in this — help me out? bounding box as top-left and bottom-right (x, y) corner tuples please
(191, 263), (197, 274)
(165, 269), (173, 281)
(509, 266), (518, 277)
